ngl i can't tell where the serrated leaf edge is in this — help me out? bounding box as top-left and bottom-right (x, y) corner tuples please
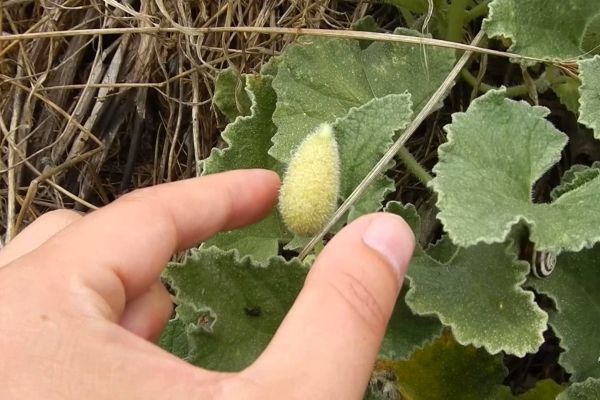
(578, 55), (600, 137)
(201, 74), (273, 176)
(430, 88), (572, 252)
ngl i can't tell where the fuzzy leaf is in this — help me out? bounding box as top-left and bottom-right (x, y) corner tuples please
(335, 94), (412, 199)
(579, 55), (600, 139)
(550, 163), (600, 201)
(386, 201), (548, 357)
(377, 332), (508, 400)
(158, 314), (190, 360)
(201, 75), (289, 263)
(161, 247), (308, 372)
(528, 244), (600, 382)
(552, 77), (581, 114)
(482, 0), (600, 61)
(269, 29), (455, 164)
(558, 378), (600, 400)
(347, 175), (395, 224)
(431, 88), (600, 253)
(213, 68), (252, 121)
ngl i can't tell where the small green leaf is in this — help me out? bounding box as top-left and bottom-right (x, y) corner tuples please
(528, 244), (600, 382)
(558, 378), (600, 400)
(379, 332), (508, 400)
(386, 201), (548, 357)
(552, 77), (581, 114)
(550, 163), (600, 201)
(269, 29), (455, 164)
(213, 68), (252, 121)
(162, 247), (308, 372)
(482, 0), (600, 61)
(351, 15), (379, 49)
(431, 88), (600, 253)
(201, 74), (289, 263)
(578, 55), (600, 139)
(335, 94), (413, 201)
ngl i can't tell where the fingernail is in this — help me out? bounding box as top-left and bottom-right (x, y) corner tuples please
(362, 215), (412, 280)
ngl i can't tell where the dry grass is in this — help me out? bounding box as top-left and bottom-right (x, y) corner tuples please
(0, 0), (400, 247)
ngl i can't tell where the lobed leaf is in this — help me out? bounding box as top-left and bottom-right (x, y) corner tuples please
(161, 247), (308, 372)
(578, 55), (600, 139)
(269, 29), (455, 164)
(431, 88), (600, 253)
(201, 74), (290, 263)
(528, 244), (600, 382)
(386, 201), (548, 357)
(482, 0), (600, 61)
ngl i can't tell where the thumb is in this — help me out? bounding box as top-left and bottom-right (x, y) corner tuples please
(240, 212), (415, 400)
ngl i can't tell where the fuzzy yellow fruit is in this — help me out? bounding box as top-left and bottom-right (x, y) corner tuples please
(279, 123), (340, 237)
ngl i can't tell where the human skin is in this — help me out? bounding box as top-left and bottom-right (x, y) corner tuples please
(0, 169), (415, 400)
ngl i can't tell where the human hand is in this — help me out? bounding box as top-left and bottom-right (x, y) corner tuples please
(0, 169), (415, 400)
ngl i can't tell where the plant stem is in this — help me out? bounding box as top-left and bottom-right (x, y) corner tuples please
(465, 0), (492, 22)
(446, 0), (469, 43)
(460, 68), (571, 98)
(398, 147), (433, 185)
(399, 7), (415, 27)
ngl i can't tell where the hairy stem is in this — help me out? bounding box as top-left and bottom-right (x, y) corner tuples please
(460, 68), (570, 97)
(446, 0), (469, 43)
(398, 147), (433, 185)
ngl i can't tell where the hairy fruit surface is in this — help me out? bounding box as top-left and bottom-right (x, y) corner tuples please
(278, 123), (341, 237)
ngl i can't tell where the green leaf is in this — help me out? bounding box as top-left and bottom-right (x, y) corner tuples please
(482, 0), (600, 61)
(347, 175), (396, 224)
(578, 55), (600, 139)
(201, 74), (289, 263)
(550, 163), (600, 201)
(582, 14), (600, 56)
(158, 313), (190, 360)
(269, 29), (455, 164)
(552, 77), (581, 114)
(378, 332), (508, 400)
(518, 380), (565, 400)
(379, 283), (444, 361)
(431, 88), (600, 253)
(351, 15), (379, 50)
(213, 68), (252, 121)
(162, 247), (309, 372)
(528, 244), (600, 382)
(558, 378), (600, 400)
(335, 94), (413, 200)
(386, 201), (548, 357)
(425, 235), (457, 264)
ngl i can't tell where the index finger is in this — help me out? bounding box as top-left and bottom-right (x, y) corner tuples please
(23, 169), (280, 319)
